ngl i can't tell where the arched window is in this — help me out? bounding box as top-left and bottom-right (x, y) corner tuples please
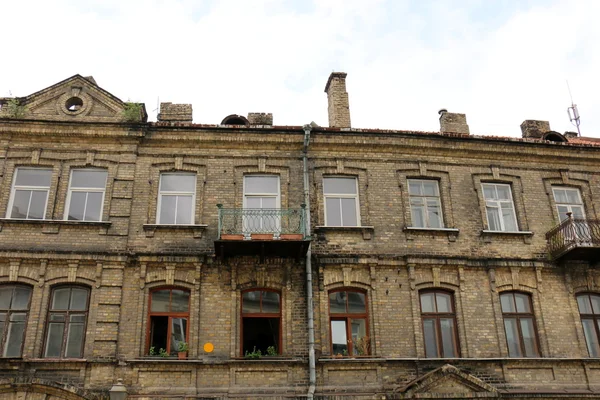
(329, 289), (369, 356)
(241, 289), (281, 356)
(147, 287), (190, 355)
(0, 285), (32, 357)
(500, 292), (540, 357)
(576, 293), (600, 357)
(420, 290), (459, 358)
(44, 286), (89, 358)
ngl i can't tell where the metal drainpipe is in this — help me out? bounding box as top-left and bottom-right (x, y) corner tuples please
(302, 124), (316, 399)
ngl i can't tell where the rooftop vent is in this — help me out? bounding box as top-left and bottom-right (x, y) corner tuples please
(221, 114), (249, 126)
(542, 131), (568, 143)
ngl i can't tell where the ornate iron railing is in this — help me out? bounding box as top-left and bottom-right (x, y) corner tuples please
(217, 204), (306, 239)
(546, 216), (600, 259)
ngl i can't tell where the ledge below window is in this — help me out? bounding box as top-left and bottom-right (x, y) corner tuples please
(143, 224), (208, 238)
(404, 226), (459, 242)
(314, 225), (375, 240)
(0, 218), (111, 235)
(481, 229), (534, 244)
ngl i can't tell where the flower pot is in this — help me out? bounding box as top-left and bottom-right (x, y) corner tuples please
(251, 233), (274, 240)
(221, 234), (244, 240)
(178, 351), (187, 360)
(280, 234), (303, 240)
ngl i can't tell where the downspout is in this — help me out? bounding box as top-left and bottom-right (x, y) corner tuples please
(302, 124), (316, 399)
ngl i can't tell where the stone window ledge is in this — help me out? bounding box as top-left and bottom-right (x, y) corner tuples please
(481, 229), (534, 244)
(0, 218), (111, 235)
(142, 224), (208, 238)
(404, 226), (459, 242)
(314, 226), (375, 240)
(129, 357), (302, 364)
(27, 358), (87, 363)
(319, 356), (385, 363)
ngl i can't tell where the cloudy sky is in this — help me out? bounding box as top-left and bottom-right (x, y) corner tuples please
(1, 0), (598, 137)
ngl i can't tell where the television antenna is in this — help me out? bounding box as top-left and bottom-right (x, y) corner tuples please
(566, 80), (581, 136)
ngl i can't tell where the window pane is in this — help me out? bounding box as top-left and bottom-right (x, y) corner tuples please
(71, 170), (107, 188)
(65, 322), (84, 358)
(514, 293), (531, 313)
(557, 205), (570, 221)
(427, 199), (442, 228)
(331, 320), (348, 355)
(410, 198), (425, 227)
(500, 293), (515, 313)
(329, 292), (347, 314)
(150, 316), (168, 352)
(423, 318), (438, 357)
(45, 322), (65, 357)
(483, 185), (495, 200)
(245, 176), (279, 194)
(578, 295), (593, 314)
(16, 169), (52, 187)
(10, 190), (30, 219)
(553, 189), (568, 203)
(501, 204), (517, 231)
(347, 292), (366, 313)
(324, 178), (357, 195)
(351, 318), (368, 355)
(422, 181), (438, 196)
(486, 207), (501, 231)
(571, 205), (585, 219)
(171, 290), (189, 312)
(159, 196), (176, 224)
(67, 192), (86, 221)
(408, 181), (422, 195)
(242, 291), (261, 313)
(440, 318), (456, 357)
(12, 287), (31, 310)
(52, 288), (71, 310)
(420, 293), (435, 313)
(566, 189), (581, 204)
(583, 319), (600, 357)
(84, 192), (103, 221)
(496, 185), (510, 200)
(262, 291), (280, 313)
(161, 174), (195, 192)
(69, 288), (88, 311)
(4, 320), (25, 357)
(341, 198), (358, 226)
(504, 318), (521, 357)
(28, 191), (48, 219)
(0, 288), (12, 310)
(325, 198), (342, 226)
(261, 197), (277, 209)
(170, 317), (187, 355)
(175, 195), (193, 224)
(520, 318), (538, 357)
(151, 290), (171, 312)
(435, 293), (452, 313)
(245, 197), (261, 208)
(591, 295), (600, 314)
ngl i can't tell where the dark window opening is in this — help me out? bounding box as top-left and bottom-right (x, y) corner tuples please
(241, 290), (281, 356)
(221, 114), (249, 126)
(242, 317), (279, 354)
(147, 288), (189, 356)
(65, 97), (83, 112)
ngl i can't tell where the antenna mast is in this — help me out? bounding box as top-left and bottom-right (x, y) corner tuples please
(566, 80), (581, 136)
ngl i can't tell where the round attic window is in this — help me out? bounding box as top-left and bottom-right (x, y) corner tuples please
(65, 97), (84, 112)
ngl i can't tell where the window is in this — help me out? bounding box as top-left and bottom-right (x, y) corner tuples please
(65, 169), (108, 221)
(242, 290), (281, 355)
(323, 177), (359, 227)
(44, 286), (89, 358)
(329, 289), (369, 356)
(157, 173), (196, 224)
(577, 293), (600, 357)
(147, 288), (190, 355)
(0, 285), (32, 357)
(420, 290), (459, 358)
(500, 292), (539, 357)
(243, 176), (280, 233)
(553, 187), (585, 222)
(408, 179), (443, 228)
(482, 183), (518, 231)
(7, 168), (52, 219)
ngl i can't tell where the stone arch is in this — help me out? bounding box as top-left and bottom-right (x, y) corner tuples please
(0, 379), (102, 400)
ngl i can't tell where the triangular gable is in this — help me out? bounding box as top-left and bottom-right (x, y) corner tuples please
(396, 364), (498, 398)
(1, 74), (146, 123)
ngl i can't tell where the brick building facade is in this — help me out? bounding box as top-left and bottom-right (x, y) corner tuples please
(0, 73), (599, 399)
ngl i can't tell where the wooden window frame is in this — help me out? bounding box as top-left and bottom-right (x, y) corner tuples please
(576, 293), (600, 357)
(146, 287), (190, 355)
(0, 284), (32, 358)
(500, 291), (540, 357)
(419, 289), (460, 358)
(43, 285), (90, 359)
(240, 289), (282, 356)
(328, 288), (370, 356)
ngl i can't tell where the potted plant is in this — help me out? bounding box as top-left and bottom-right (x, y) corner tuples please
(177, 342), (189, 359)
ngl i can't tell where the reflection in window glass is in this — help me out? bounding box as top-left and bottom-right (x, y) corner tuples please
(420, 291), (458, 358)
(66, 169), (107, 222)
(500, 292), (539, 357)
(324, 177), (359, 227)
(0, 285), (32, 358)
(329, 290), (369, 355)
(8, 168), (52, 220)
(148, 288), (190, 355)
(408, 179), (443, 228)
(577, 294), (600, 357)
(44, 286), (89, 358)
(158, 173), (196, 224)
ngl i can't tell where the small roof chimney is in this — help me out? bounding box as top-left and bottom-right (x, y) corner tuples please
(324, 72), (351, 129)
(158, 102), (193, 122)
(520, 120), (550, 139)
(247, 112), (273, 126)
(439, 109), (470, 136)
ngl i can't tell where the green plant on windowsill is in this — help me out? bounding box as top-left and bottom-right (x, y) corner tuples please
(177, 342), (189, 352)
(266, 346), (277, 357)
(353, 336), (371, 356)
(148, 346), (156, 356)
(244, 347), (262, 359)
(159, 348), (169, 358)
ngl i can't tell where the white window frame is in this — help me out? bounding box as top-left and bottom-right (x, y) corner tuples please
(64, 169), (108, 222)
(156, 173), (196, 225)
(243, 175), (281, 234)
(323, 177), (360, 227)
(408, 179), (444, 228)
(7, 167), (52, 220)
(482, 183), (518, 232)
(552, 187), (585, 222)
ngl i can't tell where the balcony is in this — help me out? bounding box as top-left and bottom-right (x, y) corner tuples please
(546, 215), (600, 261)
(215, 205), (310, 260)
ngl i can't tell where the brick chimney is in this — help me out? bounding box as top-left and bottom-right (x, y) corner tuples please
(325, 72), (351, 128)
(438, 109), (470, 136)
(158, 103), (193, 122)
(247, 112), (273, 126)
(520, 120), (550, 139)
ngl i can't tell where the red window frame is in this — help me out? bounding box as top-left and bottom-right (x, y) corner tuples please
(328, 288), (370, 356)
(146, 287), (190, 355)
(499, 291), (540, 357)
(240, 289), (282, 356)
(419, 289), (460, 358)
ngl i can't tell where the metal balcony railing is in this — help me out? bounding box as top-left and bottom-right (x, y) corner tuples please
(546, 215), (600, 260)
(217, 204), (307, 240)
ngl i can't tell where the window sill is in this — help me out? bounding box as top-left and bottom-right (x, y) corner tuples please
(315, 225), (375, 240)
(404, 226), (459, 242)
(481, 229), (534, 244)
(143, 224), (208, 238)
(128, 356), (303, 364)
(0, 218), (111, 235)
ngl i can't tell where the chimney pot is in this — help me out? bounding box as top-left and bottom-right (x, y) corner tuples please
(324, 72), (351, 128)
